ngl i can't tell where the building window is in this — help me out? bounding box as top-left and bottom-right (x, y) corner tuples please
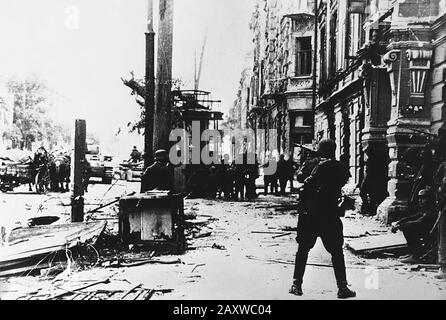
(295, 37), (312, 76)
(329, 11), (338, 77)
(294, 113), (312, 127)
(320, 26), (327, 83)
(346, 12), (363, 61)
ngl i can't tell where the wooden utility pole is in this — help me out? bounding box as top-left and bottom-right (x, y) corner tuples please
(71, 119), (86, 222)
(311, 0), (319, 143)
(153, 0), (174, 151)
(144, 0), (156, 170)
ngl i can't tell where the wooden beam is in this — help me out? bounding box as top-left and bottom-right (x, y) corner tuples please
(71, 119), (86, 223)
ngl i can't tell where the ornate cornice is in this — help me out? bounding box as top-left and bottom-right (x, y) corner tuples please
(406, 49), (433, 61)
(382, 50), (399, 64)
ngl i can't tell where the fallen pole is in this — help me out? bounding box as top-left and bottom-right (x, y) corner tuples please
(272, 232), (293, 239)
(120, 283), (142, 300)
(48, 278), (111, 300)
(87, 192), (136, 215)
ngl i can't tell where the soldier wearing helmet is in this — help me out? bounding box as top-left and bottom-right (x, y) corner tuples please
(290, 139), (356, 299)
(141, 149), (173, 192)
(391, 189), (437, 264)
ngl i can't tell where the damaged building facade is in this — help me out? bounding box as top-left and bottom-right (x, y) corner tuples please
(244, 0), (316, 161)
(315, 0), (446, 222)
(242, 0), (446, 222)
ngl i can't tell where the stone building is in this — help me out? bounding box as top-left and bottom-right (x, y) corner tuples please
(240, 0), (445, 222)
(314, 0), (446, 222)
(246, 0), (316, 163)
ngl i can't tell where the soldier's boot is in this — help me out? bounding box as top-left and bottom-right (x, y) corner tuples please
(434, 265), (446, 280)
(400, 254), (421, 264)
(337, 284), (356, 299)
(289, 282), (303, 296)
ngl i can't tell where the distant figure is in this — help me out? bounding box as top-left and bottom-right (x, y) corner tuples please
(33, 147), (49, 168)
(263, 154), (278, 195)
(207, 166), (219, 199)
(286, 156), (297, 193)
(222, 155), (234, 199)
(233, 160), (245, 201)
(245, 153), (259, 200)
(141, 150), (173, 192)
(130, 146), (142, 164)
(277, 155), (288, 195)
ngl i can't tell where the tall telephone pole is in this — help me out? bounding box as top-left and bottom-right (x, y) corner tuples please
(311, 0), (319, 143)
(144, 0), (155, 169)
(153, 0), (174, 151)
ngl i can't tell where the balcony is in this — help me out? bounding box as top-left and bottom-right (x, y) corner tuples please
(286, 76), (313, 93)
(263, 76), (313, 98)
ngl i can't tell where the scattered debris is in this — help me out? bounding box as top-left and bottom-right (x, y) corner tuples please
(272, 232), (293, 239)
(27, 216), (60, 227)
(211, 243), (226, 250)
(0, 221), (107, 277)
(191, 263), (205, 273)
(251, 231), (288, 235)
(48, 277), (112, 300)
(346, 233), (408, 255)
(101, 257), (182, 268)
(194, 231), (212, 239)
(120, 283), (142, 300)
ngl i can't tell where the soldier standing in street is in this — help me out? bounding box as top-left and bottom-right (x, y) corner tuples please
(286, 156), (297, 193)
(290, 139), (356, 299)
(277, 154), (288, 195)
(263, 154), (278, 195)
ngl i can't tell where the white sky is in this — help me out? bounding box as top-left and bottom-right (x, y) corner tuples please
(0, 0), (255, 156)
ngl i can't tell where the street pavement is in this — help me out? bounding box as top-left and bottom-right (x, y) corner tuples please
(0, 180), (445, 300)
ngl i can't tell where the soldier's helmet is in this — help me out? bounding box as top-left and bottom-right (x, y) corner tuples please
(418, 189), (429, 198)
(154, 149), (168, 161)
(317, 139), (336, 159)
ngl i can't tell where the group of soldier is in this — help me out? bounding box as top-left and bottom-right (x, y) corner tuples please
(186, 153), (298, 201)
(263, 154), (297, 196)
(187, 153), (261, 201)
(137, 145), (299, 201)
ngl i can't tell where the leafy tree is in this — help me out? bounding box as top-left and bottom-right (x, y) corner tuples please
(121, 72), (184, 135)
(6, 76), (71, 150)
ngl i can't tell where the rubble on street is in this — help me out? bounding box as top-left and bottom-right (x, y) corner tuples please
(0, 181), (444, 300)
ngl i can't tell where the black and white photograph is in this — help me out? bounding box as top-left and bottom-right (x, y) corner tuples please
(0, 0), (445, 309)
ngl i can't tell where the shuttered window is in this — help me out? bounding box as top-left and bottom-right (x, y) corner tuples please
(295, 37), (312, 76)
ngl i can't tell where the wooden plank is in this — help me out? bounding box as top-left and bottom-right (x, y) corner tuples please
(144, 289), (156, 300)
(134, 290), (147, 300)
(1, 222), (106, 275)
(346, 233), (407, 253)
(72, 293), (85, 301)
(120, 283), (142, 300)
(82, 292), (96, 300)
